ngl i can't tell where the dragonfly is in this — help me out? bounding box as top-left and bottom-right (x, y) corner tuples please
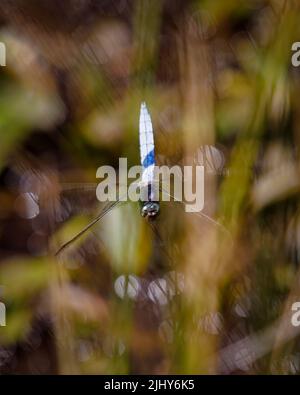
(55, 102), (228, 257)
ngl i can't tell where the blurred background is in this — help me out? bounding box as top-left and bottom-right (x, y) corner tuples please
(0, 0), (300, 374)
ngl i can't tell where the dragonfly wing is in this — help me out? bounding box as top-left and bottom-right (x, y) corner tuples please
(159, 186), (231, 238)
(156, 140), (226, 175)
(55, 197), (123, 256)
(58, 180), (133, 219)
(192, 145), (226, 175)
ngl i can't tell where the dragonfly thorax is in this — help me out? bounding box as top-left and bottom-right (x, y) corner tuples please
(140, 201), (160, 220)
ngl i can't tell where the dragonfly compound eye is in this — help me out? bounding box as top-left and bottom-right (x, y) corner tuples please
(141, 202), (160, 219)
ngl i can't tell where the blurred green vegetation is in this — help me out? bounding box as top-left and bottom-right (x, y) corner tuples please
(0, 0), (300, 374)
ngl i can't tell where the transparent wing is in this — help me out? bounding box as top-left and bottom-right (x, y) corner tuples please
(192, 145), (226, 175)
(159, 186), (231, 239)
(54, 179), (143, 256)
(156, 131), (227, 176)
(55, 196), (123, 256)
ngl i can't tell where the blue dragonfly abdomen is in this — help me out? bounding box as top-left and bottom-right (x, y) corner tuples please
(139, 102), (160, 220)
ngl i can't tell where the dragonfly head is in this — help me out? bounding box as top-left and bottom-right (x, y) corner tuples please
(141, 201), (160, 220)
